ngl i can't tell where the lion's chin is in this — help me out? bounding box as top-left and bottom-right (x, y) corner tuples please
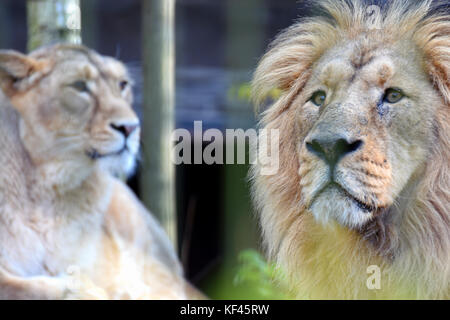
(309, 186), (374, 228)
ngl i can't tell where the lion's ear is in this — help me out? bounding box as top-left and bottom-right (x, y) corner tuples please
(251, 48), (309, 111)
(416, 15), (450, 104)
(251, 22), (326, 113)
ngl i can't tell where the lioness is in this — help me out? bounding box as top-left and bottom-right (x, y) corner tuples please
(0, 44), (188, 299)
(251, 0), (449, 299)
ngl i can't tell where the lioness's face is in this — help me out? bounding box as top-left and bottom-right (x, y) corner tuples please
(1, 46), (140, 182)
(297, 38), (441, 228)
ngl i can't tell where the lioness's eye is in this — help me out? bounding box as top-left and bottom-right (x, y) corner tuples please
(384, 88), (404, 104)
(119, 80), (128, 91)
(70, 80), (89, 93)
(310, 90), (327, 107)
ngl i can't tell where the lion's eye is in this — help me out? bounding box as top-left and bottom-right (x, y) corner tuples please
(70, 80), (89, 93)
(119, 80), (128, 91)
(310, 90), (327, 107)
(383, 88), (404, 104)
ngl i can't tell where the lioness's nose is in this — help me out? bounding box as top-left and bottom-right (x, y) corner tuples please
(306, 136), (362, 166)
(110, 122), (139, 138)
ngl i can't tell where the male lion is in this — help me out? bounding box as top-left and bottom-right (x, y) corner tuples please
(251, 0), (449, 299)
(0, 44), (189, 299)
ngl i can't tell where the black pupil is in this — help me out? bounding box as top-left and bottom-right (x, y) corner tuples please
(386, 89), (402, 102)
(314, 92), (325, 105)
(73, 81), (88, 92)
(120, 81), (127, 90)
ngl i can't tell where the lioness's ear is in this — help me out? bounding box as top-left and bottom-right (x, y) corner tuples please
(0, 50), (50, 97)
(0, 50), (37, 81)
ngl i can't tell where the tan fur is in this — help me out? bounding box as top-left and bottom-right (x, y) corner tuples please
(0, 44), (190, 299)
(251, 0), (449, 299)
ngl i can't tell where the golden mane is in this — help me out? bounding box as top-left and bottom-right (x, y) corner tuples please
(251, 0), (449, 299)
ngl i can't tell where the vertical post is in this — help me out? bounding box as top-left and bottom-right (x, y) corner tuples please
(141, 0), (177, 247)
(27, 0), (81, 51)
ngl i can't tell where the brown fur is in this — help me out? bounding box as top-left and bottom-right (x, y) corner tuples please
(251, 0), (449, 299)
(0, 44), (191, 299)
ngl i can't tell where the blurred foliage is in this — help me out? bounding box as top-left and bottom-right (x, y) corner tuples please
(200, 249), (293, 300)
(228, 82), (282, 103)
(233, 249), (292, 299)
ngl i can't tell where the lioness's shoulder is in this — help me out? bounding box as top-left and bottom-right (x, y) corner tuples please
(105, 177), (182, 276)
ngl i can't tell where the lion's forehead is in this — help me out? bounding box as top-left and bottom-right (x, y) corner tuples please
(311, 41), (425, 95)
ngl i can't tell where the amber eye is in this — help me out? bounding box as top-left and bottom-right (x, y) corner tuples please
(383, 88), (404, 104)
(310, 90), (327, 107)
(119, 80), (128, 91)
(70, 80), (89, 93)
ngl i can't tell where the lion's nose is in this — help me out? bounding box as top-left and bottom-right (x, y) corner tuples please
(110, 122), (139, 138)
(306, 136), (363, 166)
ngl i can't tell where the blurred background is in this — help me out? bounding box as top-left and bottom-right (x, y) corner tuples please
(0, 0), (305, 299)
